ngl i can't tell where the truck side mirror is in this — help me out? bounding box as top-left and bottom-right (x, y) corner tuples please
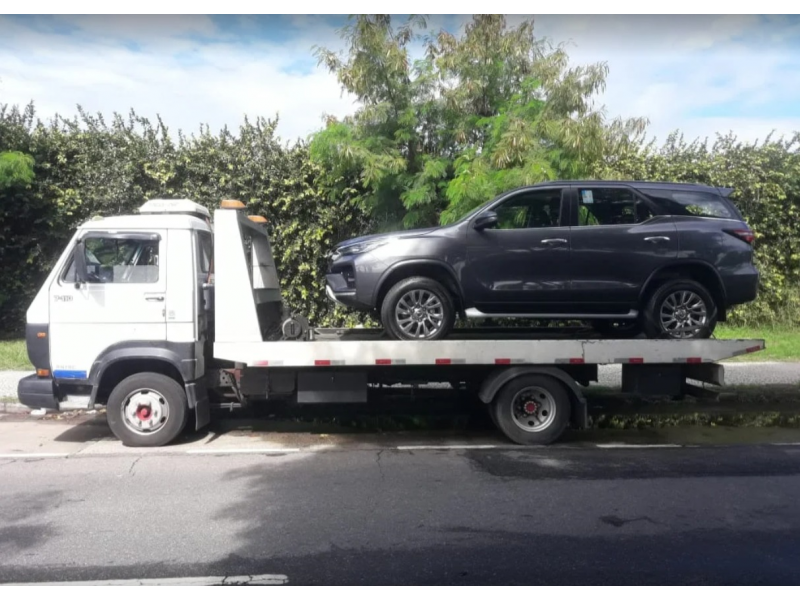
(74, 240), (88, 289)
(473, 211), (498, 231)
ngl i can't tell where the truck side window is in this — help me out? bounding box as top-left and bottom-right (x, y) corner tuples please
(63, 238), (160, 284)
(197, 231), (213, 278)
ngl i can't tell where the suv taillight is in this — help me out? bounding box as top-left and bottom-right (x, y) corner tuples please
(724, 228), (755, 245)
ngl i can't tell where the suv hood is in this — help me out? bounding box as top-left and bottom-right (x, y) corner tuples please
(334, 226), (440, 251)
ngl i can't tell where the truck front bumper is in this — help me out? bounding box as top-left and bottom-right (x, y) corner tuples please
(17, 375), (58, 410)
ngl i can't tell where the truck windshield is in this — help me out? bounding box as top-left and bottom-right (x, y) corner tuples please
(63, 237), (159, 284)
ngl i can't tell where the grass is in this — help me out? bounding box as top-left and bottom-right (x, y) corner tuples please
(716, 324), (800, 362)
(0, 340), (31, 371)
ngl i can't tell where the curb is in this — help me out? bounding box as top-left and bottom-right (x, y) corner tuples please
(0, 402), (31, 414)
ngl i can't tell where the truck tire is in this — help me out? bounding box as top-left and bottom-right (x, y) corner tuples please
(381, 277), (456, 340)
(490, 374), (571, 445)
(106, 372), (188, 447)
(642, 279), (717, 339)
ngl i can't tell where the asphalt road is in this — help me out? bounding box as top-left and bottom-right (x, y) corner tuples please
(2, 443), (800, 585)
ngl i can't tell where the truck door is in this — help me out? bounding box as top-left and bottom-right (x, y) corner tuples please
(49, 231), (168, 380)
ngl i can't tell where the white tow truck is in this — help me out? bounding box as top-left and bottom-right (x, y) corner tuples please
(17, 198), (766, 447)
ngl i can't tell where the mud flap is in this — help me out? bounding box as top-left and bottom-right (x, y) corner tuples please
(185, 380), (210, 430)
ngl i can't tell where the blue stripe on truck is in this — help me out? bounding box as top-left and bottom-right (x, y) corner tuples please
(53, 370), (88, 379)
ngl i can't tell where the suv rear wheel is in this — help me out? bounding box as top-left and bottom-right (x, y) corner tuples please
(643, 279), (718, 339)
(381, 276), (456, 340)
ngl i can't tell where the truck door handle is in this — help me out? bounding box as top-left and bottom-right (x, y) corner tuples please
(145, 295), (164, 302)
(644, 236), (670, 243)
(541, 238), (568, 245)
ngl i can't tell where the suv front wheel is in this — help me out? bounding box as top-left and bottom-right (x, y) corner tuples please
(381, 277), (456, 340)
(643, 279), (718, 339)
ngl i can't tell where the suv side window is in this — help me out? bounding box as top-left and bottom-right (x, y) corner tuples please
(577, 187), (654, 226)
(493, 189), (563, 230)
(641, 189), (735, 218)
(63, 237), (159, 284)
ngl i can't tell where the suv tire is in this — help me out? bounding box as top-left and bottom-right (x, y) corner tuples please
(642, 278), (718, 339)
(381, 276), (456, 340)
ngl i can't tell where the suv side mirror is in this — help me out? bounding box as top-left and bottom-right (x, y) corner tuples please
(73, 240), (88, 289)
(473, 211), (498, 231)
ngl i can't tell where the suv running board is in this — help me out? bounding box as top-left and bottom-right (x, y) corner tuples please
(464, 308), (639, 320)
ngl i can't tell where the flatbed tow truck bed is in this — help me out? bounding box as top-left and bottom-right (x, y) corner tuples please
(216, 333), (763, 367)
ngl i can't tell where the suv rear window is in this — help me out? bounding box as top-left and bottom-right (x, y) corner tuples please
(641, 189), (736, 219)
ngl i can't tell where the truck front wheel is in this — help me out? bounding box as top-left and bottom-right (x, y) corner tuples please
(490, 374), (571, 445)
(106, 372), (188, 447)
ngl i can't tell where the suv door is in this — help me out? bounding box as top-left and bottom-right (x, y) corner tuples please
(464, 186), (571, 314)
(568, 185), (677, 313)
(49, 231), (167, 381)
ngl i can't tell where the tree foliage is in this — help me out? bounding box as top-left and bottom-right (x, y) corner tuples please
(310, 15), (647, 228)
(0, 150), (35, 190)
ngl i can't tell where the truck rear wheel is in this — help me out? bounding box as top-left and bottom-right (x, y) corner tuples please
(106, 372), (188, 447)
(490, 374), (571, 445)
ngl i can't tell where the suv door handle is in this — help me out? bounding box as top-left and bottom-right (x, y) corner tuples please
(541, 238), (568, 245)
(145, 295), (164, 302)
(644, 236), (670, 243)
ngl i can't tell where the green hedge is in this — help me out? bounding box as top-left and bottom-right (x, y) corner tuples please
(0, 105), (371, 337)
(1, 104), (799, 337)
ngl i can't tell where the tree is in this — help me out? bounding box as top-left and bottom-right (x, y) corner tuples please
(310, 14), (647, 229)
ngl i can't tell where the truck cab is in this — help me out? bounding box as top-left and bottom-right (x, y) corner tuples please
(18, 199), (216, 436)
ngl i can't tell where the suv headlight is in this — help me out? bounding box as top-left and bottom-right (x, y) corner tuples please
(336, 238), (392, 257)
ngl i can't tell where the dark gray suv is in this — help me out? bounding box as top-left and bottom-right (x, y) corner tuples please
(326, 181), (759, 340)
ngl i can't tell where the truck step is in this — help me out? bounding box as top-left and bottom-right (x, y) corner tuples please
(60, 396), (92, 410)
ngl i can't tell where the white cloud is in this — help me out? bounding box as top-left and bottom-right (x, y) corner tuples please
(533, 15), (800, 143)
(0, 16), (356, 142)
(0, 15), (798, 147)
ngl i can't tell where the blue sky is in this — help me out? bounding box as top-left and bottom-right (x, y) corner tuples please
(1, 14), (799, 144)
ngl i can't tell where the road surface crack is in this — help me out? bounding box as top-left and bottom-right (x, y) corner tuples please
(221, 575), (253, 585)
(600, 515), (658, 528)
(375, 449), (386, 482)
(128, 456), (143, 477)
